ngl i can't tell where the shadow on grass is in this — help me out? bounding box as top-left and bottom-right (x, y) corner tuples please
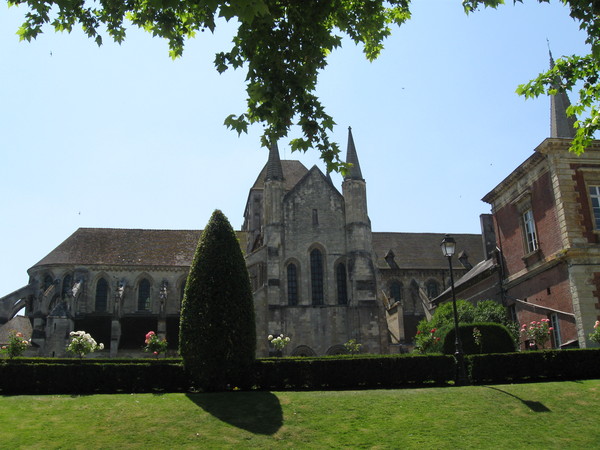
(484, 386), (551, 413)
(186, 391), (283, 435)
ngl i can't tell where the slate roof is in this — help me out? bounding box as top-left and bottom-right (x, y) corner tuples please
(345, 127), (364, 180)
(433, 257), (498, 303)
(32, 228), (248, 269)
(0, 316), (32, 344)
(372, 232), (484, 270)
(251, 160), (309, 192)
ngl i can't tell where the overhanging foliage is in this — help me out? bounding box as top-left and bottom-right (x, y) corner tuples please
(7, 0), (598, 169)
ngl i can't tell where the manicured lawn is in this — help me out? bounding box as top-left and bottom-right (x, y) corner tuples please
(2, 380), (599, 448)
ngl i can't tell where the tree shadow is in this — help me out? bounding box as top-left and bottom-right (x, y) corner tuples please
(484, 386), (551, 413)
(185, 391), (283, 435)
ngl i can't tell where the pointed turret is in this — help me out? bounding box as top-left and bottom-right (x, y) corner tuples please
(344, 127), (364, 180)
(265, 141), (284, 181)
(341, 127), (376, 306)
(549, 50), (577, 138)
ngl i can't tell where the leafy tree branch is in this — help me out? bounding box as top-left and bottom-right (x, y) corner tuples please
(7, 0), (597, 170)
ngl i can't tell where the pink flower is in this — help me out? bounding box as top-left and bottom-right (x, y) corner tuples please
(16, 332), (23, 338)
(595, 321), (599, 329)
(549, 327), (554, 331)
(521, 324), (527, 328)
(530, 321), (536, 325)
(153, 351), (158, 355)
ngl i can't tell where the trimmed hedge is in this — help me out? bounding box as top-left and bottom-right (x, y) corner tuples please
(253, 354), (455, 390)
(443, 323), (515, 355)
(180, 210), (256, 391)
(468, 349), (600, 384)
(2, 349), (600, 394)
(0, 355), (454, 394)
(0, 359), (188, 395)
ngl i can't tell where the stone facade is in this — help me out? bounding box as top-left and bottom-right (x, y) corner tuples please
(0, 129), (484, 357)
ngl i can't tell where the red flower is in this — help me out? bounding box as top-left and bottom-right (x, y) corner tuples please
(430, 328), (437, 334)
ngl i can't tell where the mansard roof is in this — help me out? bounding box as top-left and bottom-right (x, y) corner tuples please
(31, 228), (248, 269)
(372, 232), (484, 270)
(251, 160), (309, 192)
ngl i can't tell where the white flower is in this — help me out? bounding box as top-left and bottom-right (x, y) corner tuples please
(267, 335), (273, 341)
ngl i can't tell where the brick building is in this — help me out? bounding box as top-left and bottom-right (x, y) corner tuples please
(436, 54), (600, 349)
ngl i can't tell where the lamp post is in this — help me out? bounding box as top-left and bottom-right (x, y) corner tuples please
(441, 234), (468, 385)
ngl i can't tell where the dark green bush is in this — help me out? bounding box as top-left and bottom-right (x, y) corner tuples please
(468, 349), (600, 384)
(179, 210), (256, 391)
(253, 354), (455, 390)
(0, 359), (187, 395)
(443, 323), (515, 355)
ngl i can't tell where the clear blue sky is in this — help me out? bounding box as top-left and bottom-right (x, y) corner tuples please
(0, 1), (591, 296)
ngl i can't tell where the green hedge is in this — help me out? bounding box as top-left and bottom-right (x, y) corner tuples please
(467, 349), (600, 384)
(0, 359), (188, 395)
(0, 355), (454, 394)
(2, 350), (600, 394)
(443, 323), (515, 355)
(253, 354), (455, 390)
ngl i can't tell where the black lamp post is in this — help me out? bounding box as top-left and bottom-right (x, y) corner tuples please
(441, 234), (468, 385)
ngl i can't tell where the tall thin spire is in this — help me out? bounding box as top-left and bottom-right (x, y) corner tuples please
(549, 49), (577, 138)
(344, 127), (364, 180)
(265, 141), (284, 181)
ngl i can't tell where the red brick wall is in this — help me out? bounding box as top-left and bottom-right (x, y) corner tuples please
(571, 163), (600, 244)
(591, 272), (600, 322)
(494, 171), (562, 277)
(509, 263), (577, 348)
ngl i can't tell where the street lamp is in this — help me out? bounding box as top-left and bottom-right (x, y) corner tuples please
(441, 234), (468, 385)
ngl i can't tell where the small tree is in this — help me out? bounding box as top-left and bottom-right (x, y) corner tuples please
(179, 210), (256, 391)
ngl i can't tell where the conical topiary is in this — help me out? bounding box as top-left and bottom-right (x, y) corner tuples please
(179, 209), (256, 390)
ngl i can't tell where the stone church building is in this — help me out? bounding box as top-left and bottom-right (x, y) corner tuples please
(0, 129), (484, 357)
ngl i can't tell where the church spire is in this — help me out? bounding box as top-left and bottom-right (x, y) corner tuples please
(549, 49), (577, 138)
(344, 127), (364, 180)
(265, 141), (284, 181)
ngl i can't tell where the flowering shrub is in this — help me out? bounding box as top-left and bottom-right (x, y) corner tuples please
(66, 331), (104, 358)
(415, 328), (442, 354)
(521, 319), (552, 349)
(344, 339), (362, 355)
(268, 334), (290, 351)
(589, 320), (600, 345)
(144, 331), (167, 357)
(1, 331), (31, 358)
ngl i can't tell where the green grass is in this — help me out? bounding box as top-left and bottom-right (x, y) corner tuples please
(1, 380), (599, 448)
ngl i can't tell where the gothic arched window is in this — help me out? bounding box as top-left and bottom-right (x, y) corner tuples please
(95, 278), (109, 312)
(310, 249), (324, 305)
(426, 280), (440, 299)
(62, 274), (72, 298)
(138, 279), (151, 311)
(43, 274), (54, 291)
(336, 263), (348, 305)
(287, 263), (298, 305)
(390, 282), (403, 303)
